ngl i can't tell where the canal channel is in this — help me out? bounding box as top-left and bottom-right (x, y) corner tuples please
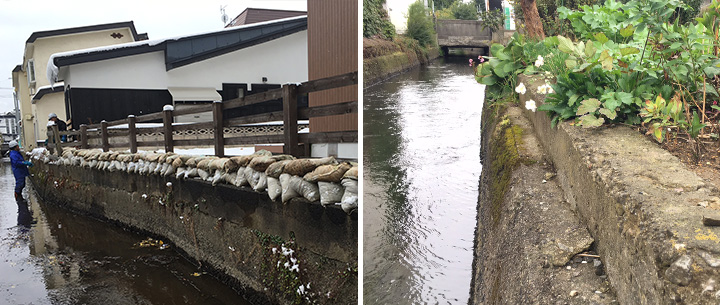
(0, 159), (251, 304)
(363, 57), (484, 304)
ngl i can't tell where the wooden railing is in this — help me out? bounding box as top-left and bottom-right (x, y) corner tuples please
(47, 71), (358, 157)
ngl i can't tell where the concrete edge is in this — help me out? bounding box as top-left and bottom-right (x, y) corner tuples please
(519, 73), (720, 304)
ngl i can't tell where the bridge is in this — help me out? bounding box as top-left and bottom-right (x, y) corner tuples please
(436, 19), (492, 54)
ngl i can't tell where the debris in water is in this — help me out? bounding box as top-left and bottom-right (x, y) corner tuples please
(134, 237), (166, 249)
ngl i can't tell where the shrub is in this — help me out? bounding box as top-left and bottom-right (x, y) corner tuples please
(363, 0), (396, 39)
(406, 1), (436, 46)
(453, 2), (478, 20)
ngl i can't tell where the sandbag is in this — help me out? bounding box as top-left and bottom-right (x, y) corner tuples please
(197, 169), (210, 180)
(253, 172), (268, 192)
(171, 156), (185, 168)
(267, 177), (282, 201)
(185, 167), (199, 179)
(247, 167), (260, 189)
(211, 171), (225, 186)
(265, 160), (292, 178)
(343, 166), (358, 180)
(176, 167), (187, 179)
(293, 176), (319, 202)
(209, 158), (238, 172)
(341, 178), (358, 213)
(283, 157), (337, 177)
(233, 167), (248, 187)
(304, 162), (352, 183)
(248, 156), (276, 172)
(225, 172), (237, 185)
(280, 173), (301, 203)
(319, 182), (344, 206)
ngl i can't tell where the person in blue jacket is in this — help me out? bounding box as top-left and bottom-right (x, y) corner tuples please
(8, 141), (32, 201)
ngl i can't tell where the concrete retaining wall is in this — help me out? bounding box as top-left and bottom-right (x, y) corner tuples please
(512, 74), (720, 304)
(363, 38), (439, 88)
(29, 162), (357, 305)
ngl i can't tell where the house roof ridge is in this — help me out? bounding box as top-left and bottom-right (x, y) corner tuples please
(26, 21), (140, 43)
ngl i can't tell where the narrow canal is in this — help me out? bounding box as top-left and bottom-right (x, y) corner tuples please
(0, 159), (251, 304)
(363, 57), (484, 304)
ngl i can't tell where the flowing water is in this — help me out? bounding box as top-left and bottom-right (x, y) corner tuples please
(0, 159), (251, 305)
(363, 57), (485, 304)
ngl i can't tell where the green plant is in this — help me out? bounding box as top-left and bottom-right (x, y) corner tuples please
(639, 94), (684, 142)
(476, 33), (528, 100)
(406, 0), (436, 46)
(453, 1), (478, 20)
(478, 9), (505, 32)
(363, 0), (396, 39)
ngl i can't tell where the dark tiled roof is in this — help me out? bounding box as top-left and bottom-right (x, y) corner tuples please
(26, 21), (141, 43)
(226, 8), (306, 27)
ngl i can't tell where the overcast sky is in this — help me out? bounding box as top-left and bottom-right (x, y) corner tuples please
(0, 0), (307, 114)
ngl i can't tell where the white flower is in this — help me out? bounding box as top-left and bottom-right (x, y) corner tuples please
(166, 182), (172, 187)
(141, 194), (148, 199)
(525, 100), (537, 112)
(284, 261), (291, 268)
(535, 55), (544, 67)
(537, 83), (554, 95)
(290, 257), (297, 264)
(297, 284), (305, 295)
(289, 263), (300, 272)
(515, 82), (527, 95)
(272, 248), (277, 254)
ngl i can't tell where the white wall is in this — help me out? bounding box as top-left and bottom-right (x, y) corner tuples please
(168, 31), (308, 89)
(63, 51), (168, 89)
(62, 30), (308, 91)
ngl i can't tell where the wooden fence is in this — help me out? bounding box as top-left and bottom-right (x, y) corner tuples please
(47, 71), (358, 158)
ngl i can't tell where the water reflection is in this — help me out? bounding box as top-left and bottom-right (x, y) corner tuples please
(0, 159), (251, 305)
(364, 57), (485, 304)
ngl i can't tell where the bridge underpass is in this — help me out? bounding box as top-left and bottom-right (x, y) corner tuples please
(436, 19), (492, 55)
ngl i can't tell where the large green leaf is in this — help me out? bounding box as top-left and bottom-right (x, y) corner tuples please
(578, 114), (605, 128)
(584, 40), (597, 58)
(620, 47), (640, 56)
(495, 48), (511, 61)
(576, 98), (601, 116)
(704, 65), (720, 77)
(480, 74), (499, 86)
(593, 32), (609, 44)
(599, 107), (618, 120)
(599, 50), (613, 70)
(619, 24), (635, 38)
(490, 44), (504, 57)
(558, 35), (575, 54)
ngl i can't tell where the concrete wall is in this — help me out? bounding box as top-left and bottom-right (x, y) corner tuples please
(508, 74), (720, 304)
(363, 38), (439, 88)
(436, 20), (492, 47)
(29, 162), (358, 305)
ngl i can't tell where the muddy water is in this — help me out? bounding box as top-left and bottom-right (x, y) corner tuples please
(0, 159), (251, 305)
(363, 57), (484, 304)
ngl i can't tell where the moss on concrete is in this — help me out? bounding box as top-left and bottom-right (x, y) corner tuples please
(363, 37), (439, 87)
(488, 117), (523, 228)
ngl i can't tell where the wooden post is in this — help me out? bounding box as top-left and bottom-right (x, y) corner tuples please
(52, 124), (63, 156)
(128, 115), (137, 153)
(101, 121), (109, 152)
(282, 84), (299, 157)
(80, 124), (88, 149)
(212, 101), (224, 157)
(163, 105), (174, 153)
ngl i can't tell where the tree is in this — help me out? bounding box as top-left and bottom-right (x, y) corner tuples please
(521, 0), (545, 39)
(453, 2), (478, 20)
(407, 0), (436, 46)
(432, 0), (457, 10)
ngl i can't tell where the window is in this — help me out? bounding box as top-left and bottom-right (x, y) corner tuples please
(27, 59), (36, 85)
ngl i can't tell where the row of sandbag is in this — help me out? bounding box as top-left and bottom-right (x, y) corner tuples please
(37, 148), (358, 212)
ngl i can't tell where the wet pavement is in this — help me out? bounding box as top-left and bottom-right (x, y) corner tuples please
(0, 157), (252, 305)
